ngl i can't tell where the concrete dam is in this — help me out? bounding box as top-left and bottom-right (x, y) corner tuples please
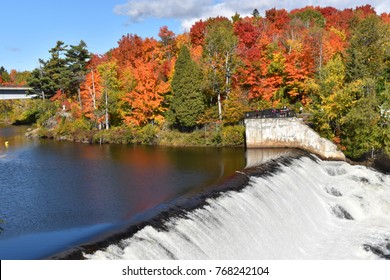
(244, 115), (345, 161)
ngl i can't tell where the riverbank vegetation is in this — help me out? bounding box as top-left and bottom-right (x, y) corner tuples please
(1, 5), (389, 158)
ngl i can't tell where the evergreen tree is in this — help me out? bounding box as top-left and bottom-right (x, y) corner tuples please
(66, 40), (91, 106)
(46, 41), (69, 93)
(231, 12), (241, 23)
(28, 40), (90, 100)
(27, 60), (51, 99)
(28, 41), (69, 99)
(170, 45), (205, 129)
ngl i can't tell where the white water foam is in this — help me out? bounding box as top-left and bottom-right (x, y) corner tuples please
(85, 155), (390, 259)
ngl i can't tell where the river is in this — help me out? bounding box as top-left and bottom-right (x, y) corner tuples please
(1, 125), (390, 260)
(0, 124), (246, 259)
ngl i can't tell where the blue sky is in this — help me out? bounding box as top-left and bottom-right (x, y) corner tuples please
(1, 0), (389, 72)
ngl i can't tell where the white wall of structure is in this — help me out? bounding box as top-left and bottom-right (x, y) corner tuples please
(245, 118), (345, 161)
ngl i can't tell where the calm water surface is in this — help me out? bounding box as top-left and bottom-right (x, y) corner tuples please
(0, 125), (245, 259)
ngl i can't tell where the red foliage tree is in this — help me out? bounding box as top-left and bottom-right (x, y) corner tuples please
(112, 34), (144, 71)
(190, 20), (207, 46)
(158, 26), (176, 60)
(234, 17), (260, 50)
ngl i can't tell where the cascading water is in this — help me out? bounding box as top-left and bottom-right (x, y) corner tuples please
(84, 152), (390, 260)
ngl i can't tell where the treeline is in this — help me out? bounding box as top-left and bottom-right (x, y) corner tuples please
(2, 5), (390, 158)
(0, 67), (30, 86)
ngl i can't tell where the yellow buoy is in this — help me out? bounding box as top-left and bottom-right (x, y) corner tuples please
(5, 141), (9, 148)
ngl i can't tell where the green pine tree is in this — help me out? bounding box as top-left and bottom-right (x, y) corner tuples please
(169, 45), (205, 129)
(28, 41), (69, 99)
(66, 40), (91, 106)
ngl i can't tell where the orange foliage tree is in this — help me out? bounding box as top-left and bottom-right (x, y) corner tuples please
(122, 60), (169, 126)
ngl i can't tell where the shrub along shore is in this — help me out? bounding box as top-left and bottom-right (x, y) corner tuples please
(25, 122), (246, 147)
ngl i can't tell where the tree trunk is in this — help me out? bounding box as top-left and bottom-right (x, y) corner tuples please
(91, 69), (96, 108)
(212, 65), (222, 121)
(225, 51), (230, 98)
(217, 91), (222, 121)
(88, 87), (96, 110)
(105, 90), (109, 130)
(78, 88), (83, 110)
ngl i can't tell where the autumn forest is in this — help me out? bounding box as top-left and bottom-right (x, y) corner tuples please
(1, 5), (389, 159)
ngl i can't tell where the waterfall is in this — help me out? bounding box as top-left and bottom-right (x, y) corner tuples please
(85, 154), (390, 260)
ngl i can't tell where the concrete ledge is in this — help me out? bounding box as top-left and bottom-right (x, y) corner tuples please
(245, 118), (345, 161)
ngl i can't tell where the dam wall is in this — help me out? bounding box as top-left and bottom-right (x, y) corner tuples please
(245, 118), (345, 161)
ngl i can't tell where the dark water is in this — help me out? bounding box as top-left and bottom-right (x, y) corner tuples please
(0, 125), (245, 259)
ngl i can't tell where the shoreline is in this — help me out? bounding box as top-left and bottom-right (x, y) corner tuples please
(23, 125), (390, 174)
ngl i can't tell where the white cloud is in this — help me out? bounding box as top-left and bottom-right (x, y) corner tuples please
(114, 0), (212, 22)
(114, 0), (390, 31)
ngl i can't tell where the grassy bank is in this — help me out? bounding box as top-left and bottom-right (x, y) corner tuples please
(29, 123), (246, 147)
